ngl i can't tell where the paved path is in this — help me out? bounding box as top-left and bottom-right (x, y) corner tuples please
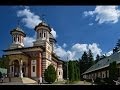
(71, 81), (92, 85)
(0, 79), (93, 85)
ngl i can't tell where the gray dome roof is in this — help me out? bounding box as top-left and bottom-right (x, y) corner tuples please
(10, 27), (26, 37)
(34, 21), (51, 32)
(16, 27), (24, 33)
(49, 33), (54, 39)
(49, 33), (57, 43)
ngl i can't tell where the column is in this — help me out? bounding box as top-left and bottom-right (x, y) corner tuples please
(19, 60), (23, 78)
(37, 52), (42, 83)
(28, 58), (31, 77)
(13, 35), (14, 43)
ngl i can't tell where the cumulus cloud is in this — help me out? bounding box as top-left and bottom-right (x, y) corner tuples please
(23, 36), (36, 47)
(17, 8), (42, 29)
(17, 7), (58, 46)
(54, 43), (102, 60)
(51, 28), (57, 38)
(105, 50), (113, 56)
(63, 43), (67, 48)
(84, 6), (120, 24)
(89, 23), (93, 26)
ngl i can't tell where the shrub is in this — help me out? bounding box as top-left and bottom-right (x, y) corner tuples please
(44, 64), (57, 83)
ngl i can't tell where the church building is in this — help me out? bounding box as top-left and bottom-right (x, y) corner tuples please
(3, 21), (63, 82)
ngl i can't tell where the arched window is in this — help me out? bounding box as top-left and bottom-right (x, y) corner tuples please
(44, 32), (46, 37)
(14, 37), (16, 42)
(40, 33), (41, 37)
(18, 36), (19, 42)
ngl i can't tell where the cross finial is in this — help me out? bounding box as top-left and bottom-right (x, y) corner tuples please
(17, 19), (21, 28)
(41, 14), (46, 22)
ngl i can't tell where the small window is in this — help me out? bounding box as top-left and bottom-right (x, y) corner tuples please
(12, 67), (13, 72)
(59, 72), (60, 75)
(33, 66), (35, 72)
(14, 37), (16, 42)
(48, 46), (50, 50)
(40, 33), (41, 37)
(18, 37), (19, 42)
(44, 33), (46, 37)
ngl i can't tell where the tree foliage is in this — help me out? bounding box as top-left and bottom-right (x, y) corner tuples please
(68, 60), (80, 82)
(0, 55), (9, 69)
(44, 64), (57, 83)
(116, 39), (120, 48)
(95, 54), (100, 63)
(79, 50), (95, 79)
(109, 61), (118, 84)
(88, 49), (94, 68)
(63, 61), (67, 79)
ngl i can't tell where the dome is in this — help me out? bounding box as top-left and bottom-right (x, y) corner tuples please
(49, 33), (54, 39)
(16, 27), (24, 33)
(40, 21), (49, 27)
(49, 33), (57, 43)
(10, 27), (26, 37)
(34, 21), (51, 32)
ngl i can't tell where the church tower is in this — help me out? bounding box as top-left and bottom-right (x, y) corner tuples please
(49, 33), (56, 52)
(10, 27), (26, 49)
(33, 21), (54, 79)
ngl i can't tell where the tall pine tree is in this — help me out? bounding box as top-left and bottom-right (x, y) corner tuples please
(79, 51), (89, 79)
(95, 54), (100, 64)
(116, 39), (120, 48)
(88, 49), (94, 68)
(68, 61), (74, 81)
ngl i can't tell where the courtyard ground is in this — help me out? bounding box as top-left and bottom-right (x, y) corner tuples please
(0, 78), (93, 85)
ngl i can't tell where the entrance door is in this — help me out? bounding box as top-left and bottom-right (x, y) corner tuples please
(22, 62), (26, 77)
(13, 60), (19, 77)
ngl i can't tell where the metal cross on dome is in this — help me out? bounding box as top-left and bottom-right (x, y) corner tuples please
(17, 19), (21, 28)
(41, 14), (46, 22)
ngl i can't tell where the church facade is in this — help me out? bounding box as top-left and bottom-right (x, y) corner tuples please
(3, 21), (63, 82)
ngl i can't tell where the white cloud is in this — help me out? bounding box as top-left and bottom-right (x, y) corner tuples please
(23, 36), (36, 47)
(88, 43), (102, 58)
(54, 45), (67, 58)
(54, 43), (102, 60)
(84, 6), (120, 24)
(17, 7), (57, 38)
(17, 7), (58, 46)
(51, 28), (57, 38)
(105, 50), (113, 56)
(89, 23), (93, 26)
(63, 43), (67, 48)
(17, 8), (42, 29)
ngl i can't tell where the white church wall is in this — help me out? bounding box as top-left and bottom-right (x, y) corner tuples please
(31, 60), (36, 77)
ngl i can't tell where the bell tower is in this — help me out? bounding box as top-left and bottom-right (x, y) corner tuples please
(10, 27), (26, 49)
(33, 21), (51, 46)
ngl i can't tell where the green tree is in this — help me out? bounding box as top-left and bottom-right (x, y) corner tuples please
(0, 71), (2, 78)
(0, 55), (9, 68)
(116, 39), (120, 48)
(44, 64), (57, 83)
(95, 54), (100, 63)
(79, 51), (89, 79)
(63, 61), (67, 79)
(109, 61), (118, 84)
(88, 49), (94, 68)
(68, 60), (74, 81)
(74, 60), (80, 81)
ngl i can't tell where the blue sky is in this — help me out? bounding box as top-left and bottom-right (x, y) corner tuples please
(1, 6), (120, 60)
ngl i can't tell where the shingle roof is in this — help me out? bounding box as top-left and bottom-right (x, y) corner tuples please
(83, 52), (120, 74)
